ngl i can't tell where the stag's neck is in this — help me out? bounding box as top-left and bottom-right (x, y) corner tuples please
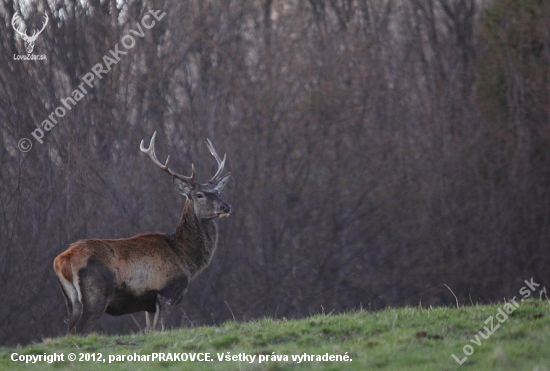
(170, 199), (218, 277)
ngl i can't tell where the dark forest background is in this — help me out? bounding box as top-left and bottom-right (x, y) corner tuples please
(1, 0), (549, 345)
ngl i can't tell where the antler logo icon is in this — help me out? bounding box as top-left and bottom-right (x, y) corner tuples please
(11, 12), (48, 54)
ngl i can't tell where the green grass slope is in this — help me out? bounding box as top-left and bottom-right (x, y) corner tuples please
(1, 300), (549, 371)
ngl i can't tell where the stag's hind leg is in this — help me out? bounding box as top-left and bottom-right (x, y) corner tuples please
(56, 278), (83, 334)
(72, 260), (115, 333)
(56, 279), (83, 334)
(54, 253), (83, 334)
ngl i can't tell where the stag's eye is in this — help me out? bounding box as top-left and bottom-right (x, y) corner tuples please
(196, 192), (204, 199)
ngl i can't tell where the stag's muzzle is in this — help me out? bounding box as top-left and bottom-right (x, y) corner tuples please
(218, 203), (231, 218)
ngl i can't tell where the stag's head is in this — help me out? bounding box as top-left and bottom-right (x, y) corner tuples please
(11, 12), (48, 54)
(140, 132), (231, 220)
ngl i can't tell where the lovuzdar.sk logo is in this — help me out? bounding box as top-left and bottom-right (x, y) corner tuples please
(11, 11), (48, 61)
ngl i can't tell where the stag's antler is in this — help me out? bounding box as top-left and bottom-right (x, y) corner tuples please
(206, 138), (226, 184)
(141, 132), (229, 186)
(140, 131), (195, 184)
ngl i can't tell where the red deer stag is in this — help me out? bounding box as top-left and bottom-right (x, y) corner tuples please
(53, 132), (231, 334)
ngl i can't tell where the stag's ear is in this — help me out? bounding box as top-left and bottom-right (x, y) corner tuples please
(173, 177), (192, 197)
(214, 172), (231, 192)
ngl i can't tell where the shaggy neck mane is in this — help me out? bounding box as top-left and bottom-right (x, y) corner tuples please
(170, 199), (218, 276)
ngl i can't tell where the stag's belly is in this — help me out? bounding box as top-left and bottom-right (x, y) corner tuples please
(106, 284), (157, 315)
(105, 275), (189, 316)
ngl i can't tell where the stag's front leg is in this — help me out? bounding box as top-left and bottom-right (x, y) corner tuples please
(145, 276), (189, 332)
(145, 296), (161, 332)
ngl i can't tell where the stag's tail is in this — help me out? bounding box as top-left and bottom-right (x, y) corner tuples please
(53, 251), (83, 334)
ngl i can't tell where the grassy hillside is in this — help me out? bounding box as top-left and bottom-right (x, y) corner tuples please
(1, 300), (549, 371)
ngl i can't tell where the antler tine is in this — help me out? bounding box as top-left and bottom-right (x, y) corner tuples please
(206, 138), (226, 183)
(140, 131), (195, 183)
